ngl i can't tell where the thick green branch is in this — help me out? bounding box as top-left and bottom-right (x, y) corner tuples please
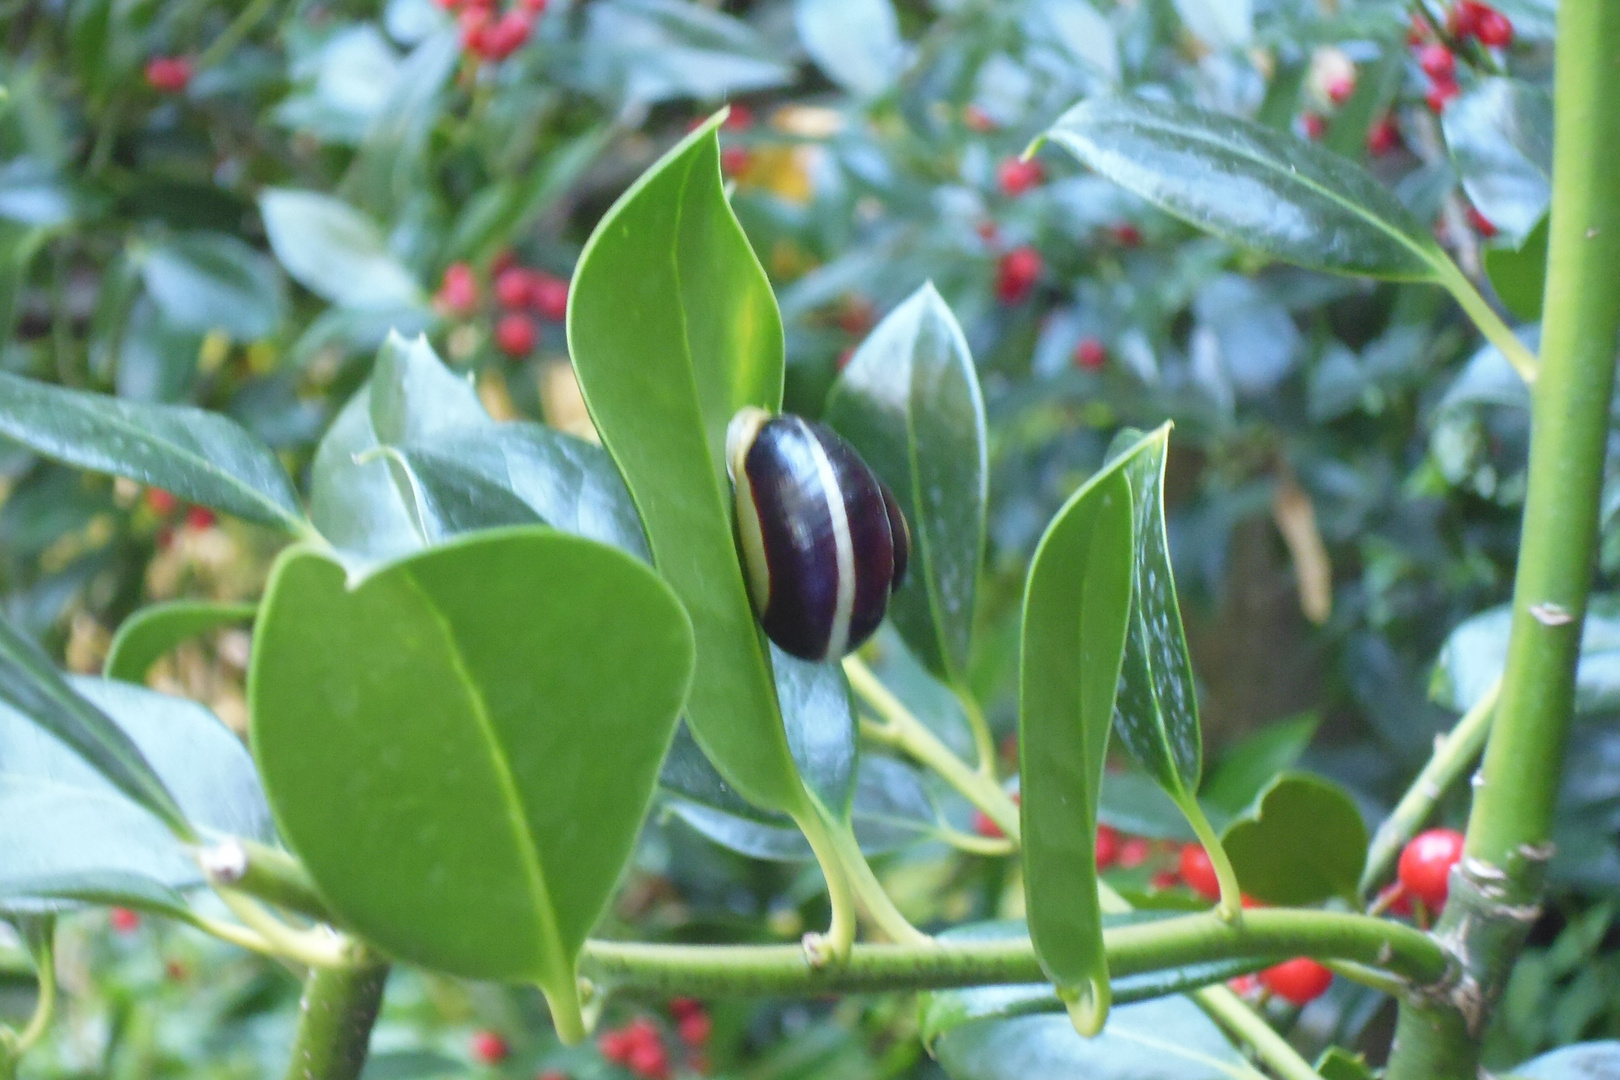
(580, 909), (1448, 997)
(281, 957), (389, 1080)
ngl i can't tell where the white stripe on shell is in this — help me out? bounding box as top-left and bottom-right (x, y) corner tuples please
(800, 418), (856, 659)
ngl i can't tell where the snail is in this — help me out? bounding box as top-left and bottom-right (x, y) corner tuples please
(726, 407), (910, 662)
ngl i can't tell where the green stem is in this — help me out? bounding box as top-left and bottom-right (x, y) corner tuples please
(196, 838), (332, 923)
(196, 0), (279, 69)
(827, 822), (932, 946)
(1191, 985), (1322, 1080)
(3, 925), (55, 1063)
(1435, 260), (1539, 384)
(281, 958), (389, 1080)
(1178, 794), (1244, 923)
(1359, 677), (1500, 899)
(1387, 1), (1620, 1074)
(950, 678), (999, 779)
(791, 805), (859, 965)
(580, 908), (1447, 996)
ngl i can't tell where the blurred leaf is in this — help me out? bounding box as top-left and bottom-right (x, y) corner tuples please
(1172, 0), (1252, 48)
(0, 370), (308, 532)
(0, 617), (191, 838)
(250, 529), (693, 1037)
(1019, 442), (1139, 1031)
(1485, 213), (1549, 322)
(1200, 713), (1320, 817)
(104, 600), (258, 684)
(1433, 595), (1620, 714)
(1221, 772), (1367, 905)
(1099, 770), (1197, 841)
(1443, 78), (1553, 247)
(0, 159), (74, 228)
(775, 646), (857, 822)
(114, 298), (200, 404)
(260, 188), (423, 310)
(795, 0), (903, 98)
(447, 127), (616, 264)
(1191, 274), (1301, 397)
(569, 116), (800, 816)
(933, 995), (1242, 1080)
(0, 676), (271, 909)
(1026, 0), (1119, 84)
(368, 333), (488, 444)
(360, 1050), (467, 1080)
(138, 232), (286, 341)
(275, 25), (403, 146)
(1315, 1048), (1378, 1080)
(825, 283), (987, 681)
(1516, 1042), (1620, 1079)
(1042, 94), (1444, 280)
(581, 0), (794, 104)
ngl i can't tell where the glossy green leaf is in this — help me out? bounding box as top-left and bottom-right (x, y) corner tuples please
(1041, 94), (1444, 280)
(1315, 1048), (1378, 1080)
(259, 188), (423, 310)
(380, 423), (650, 560)
(368, 332), (489, 445)
(1220, 772), (1367, 905)
(1200, 712), (1320, 817)
(1515, 1041), (1620, 1079)
(1442, 78), (1553, 247)
(825, 282), (988, 681)
(0, 370), (308, 533)
(794, 0), (902, 98)
(1485, 213), (1548, 323)
(933, 995), (1243, 1080)
(0, 618), (191, 838)
(138, 231), (286, 341)
(569, 114), (799, 815)
(249, 528), (693, 1040)
(1109, 425), (1202, 800)
(0, 676), (270, 908)
(1099, 770), (1197, 842)
(104, 600), (257, 684)
(1433, 594), (1620, 714)
(1018, 441), (1139, 1034)
(775, 646), (857, 821)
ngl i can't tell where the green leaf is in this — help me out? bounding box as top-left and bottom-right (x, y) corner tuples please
(775, 646), (857, 822)
(446, 126), (616, 264)
(1323, 48), (1402, 162)
(1200, 713), (1320, 817)
(1018, 445), (1138, 1033)
(0, 370), (308, 533)
(933, 996), (1243, 1080)
(1099, 770), (1197, 842)
(0, 676), (270, 908)
(0, 618), (192, 838)
(1433, 595), (1620, 714)
(1041, 94), (1444, 280)
(1109, 426), (1202, 800)
(104, 600), (257, 684)
(380, 423), (650, 560)
(1515, 1041), (1620, 1079)
(248, 528), (693, 1041)
(1315, 1048), (1378, 1080)
(1484, 213), (1548, 322)
(138, 231), (286, 341)
(1220, 772), (1367, 905)
(794, 0), (902, 98)
(1442, 77), (1553, 247)
(368, 332), (489, 444)
(259, 188), (423, 310)
(824, 282), (988, 681)
(568, 114), (800, 815)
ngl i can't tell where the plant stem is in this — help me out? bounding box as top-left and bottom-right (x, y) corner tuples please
(196, 0), (279, 70)
(1359, 677), (1499, 899)
(1387, 1), (1620, 1073)
(580, 908), (1447, 996)
(791, 805), (859, 964)
(215, 889), (354, 969)
(1435, 260), (1539, 384)
(1177, 793), (1244, 923)
(828, 821), (933, 946)
(950, 678), (999, 779)
(1191, 986), (1322, 1080)
(281, 958), (389, 1080)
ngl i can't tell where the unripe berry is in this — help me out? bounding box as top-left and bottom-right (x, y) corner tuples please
(495, 266), (534, 309)
(469, 1030), (509, 1064)
(1398, 827), (1465, 910)
(1074, 337), (1107, 371)
(1259, 958), (1333, 1005)
(996, 157), (1045, 197)
(494, 312), (537, 358)
(1418, 44), (1456, 80)
(1178, 843), (1221, 901)
(531, 273), (570, 322)
(144, 56), (193, 94)
(995, 246), (1042, 304)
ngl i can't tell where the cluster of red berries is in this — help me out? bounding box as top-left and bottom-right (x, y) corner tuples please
(1389, 826), (1467, 916)
(1411, 2), (1514, 112)
(597, 1001), (711, 1080)
(439, 0), (546, 63)
(144, 56), (193, 94)
(1298, 69), (1357, 143)
(145, 486), (218, 546)
(434, 255), (568, 359)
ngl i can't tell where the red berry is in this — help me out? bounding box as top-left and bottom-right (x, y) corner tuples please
(145, 487), (179, 515)
(110, 907), (141, 933)
(1466, 205), (1498, 237)
(1418, 44), (1456, 80)
(996, 157), (1045, 197)
(537, 1072), (569, 1080)
(723, 103), (755, 131)
(1326, 73), (1355, 105)
(677, 1010), (712, 1046)
(1110, 223), (1142, 247)
(669, 998), (702, 1021)
(1398, 828), (1465, 910)
(186, 506), (217, 530)
(494, 313), (537, 358)
(495, 266), (534, 309)
(517, 0), (548, 12)
(627, 1042), (669, 1080)
(599, 1029), (633, 1063)
(1178, 843), (1221, 901)
(976, 220), (1000, 244)
(482, 11), (532, 60)
(459, 7), (493, 52)
(144, 56), (193, 94)
(1407, 12), (1432, 45)
(1449, 0), (1484, 37)
(963, 105), (996, 132)
(972, 808), (1003, 839)
(469, 1030), (509, 1064)
(1118, 836), (1150, 868)
(1228, 973), (1260, 995)
(1426, 77), (1460, 112)
(1259, 958), (1333, 1005)
(490, 249), (517, 278)
(1301, 111), (1327, 140)
(1378, 882), (1415, 917)
(1074, 337), (1107, 370)
(1366, 116), (1401, 156)
(434, 0), (464, 8)
(995, 246), (1042, 304)
(1094, 824), (1121, 869)
(531, 273), (569, 322)
(720, 146), (751, 178)
(1473, 7), (1513, 45)
(1150, 870), (1180, 890)
(436, 262), (479, 315)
